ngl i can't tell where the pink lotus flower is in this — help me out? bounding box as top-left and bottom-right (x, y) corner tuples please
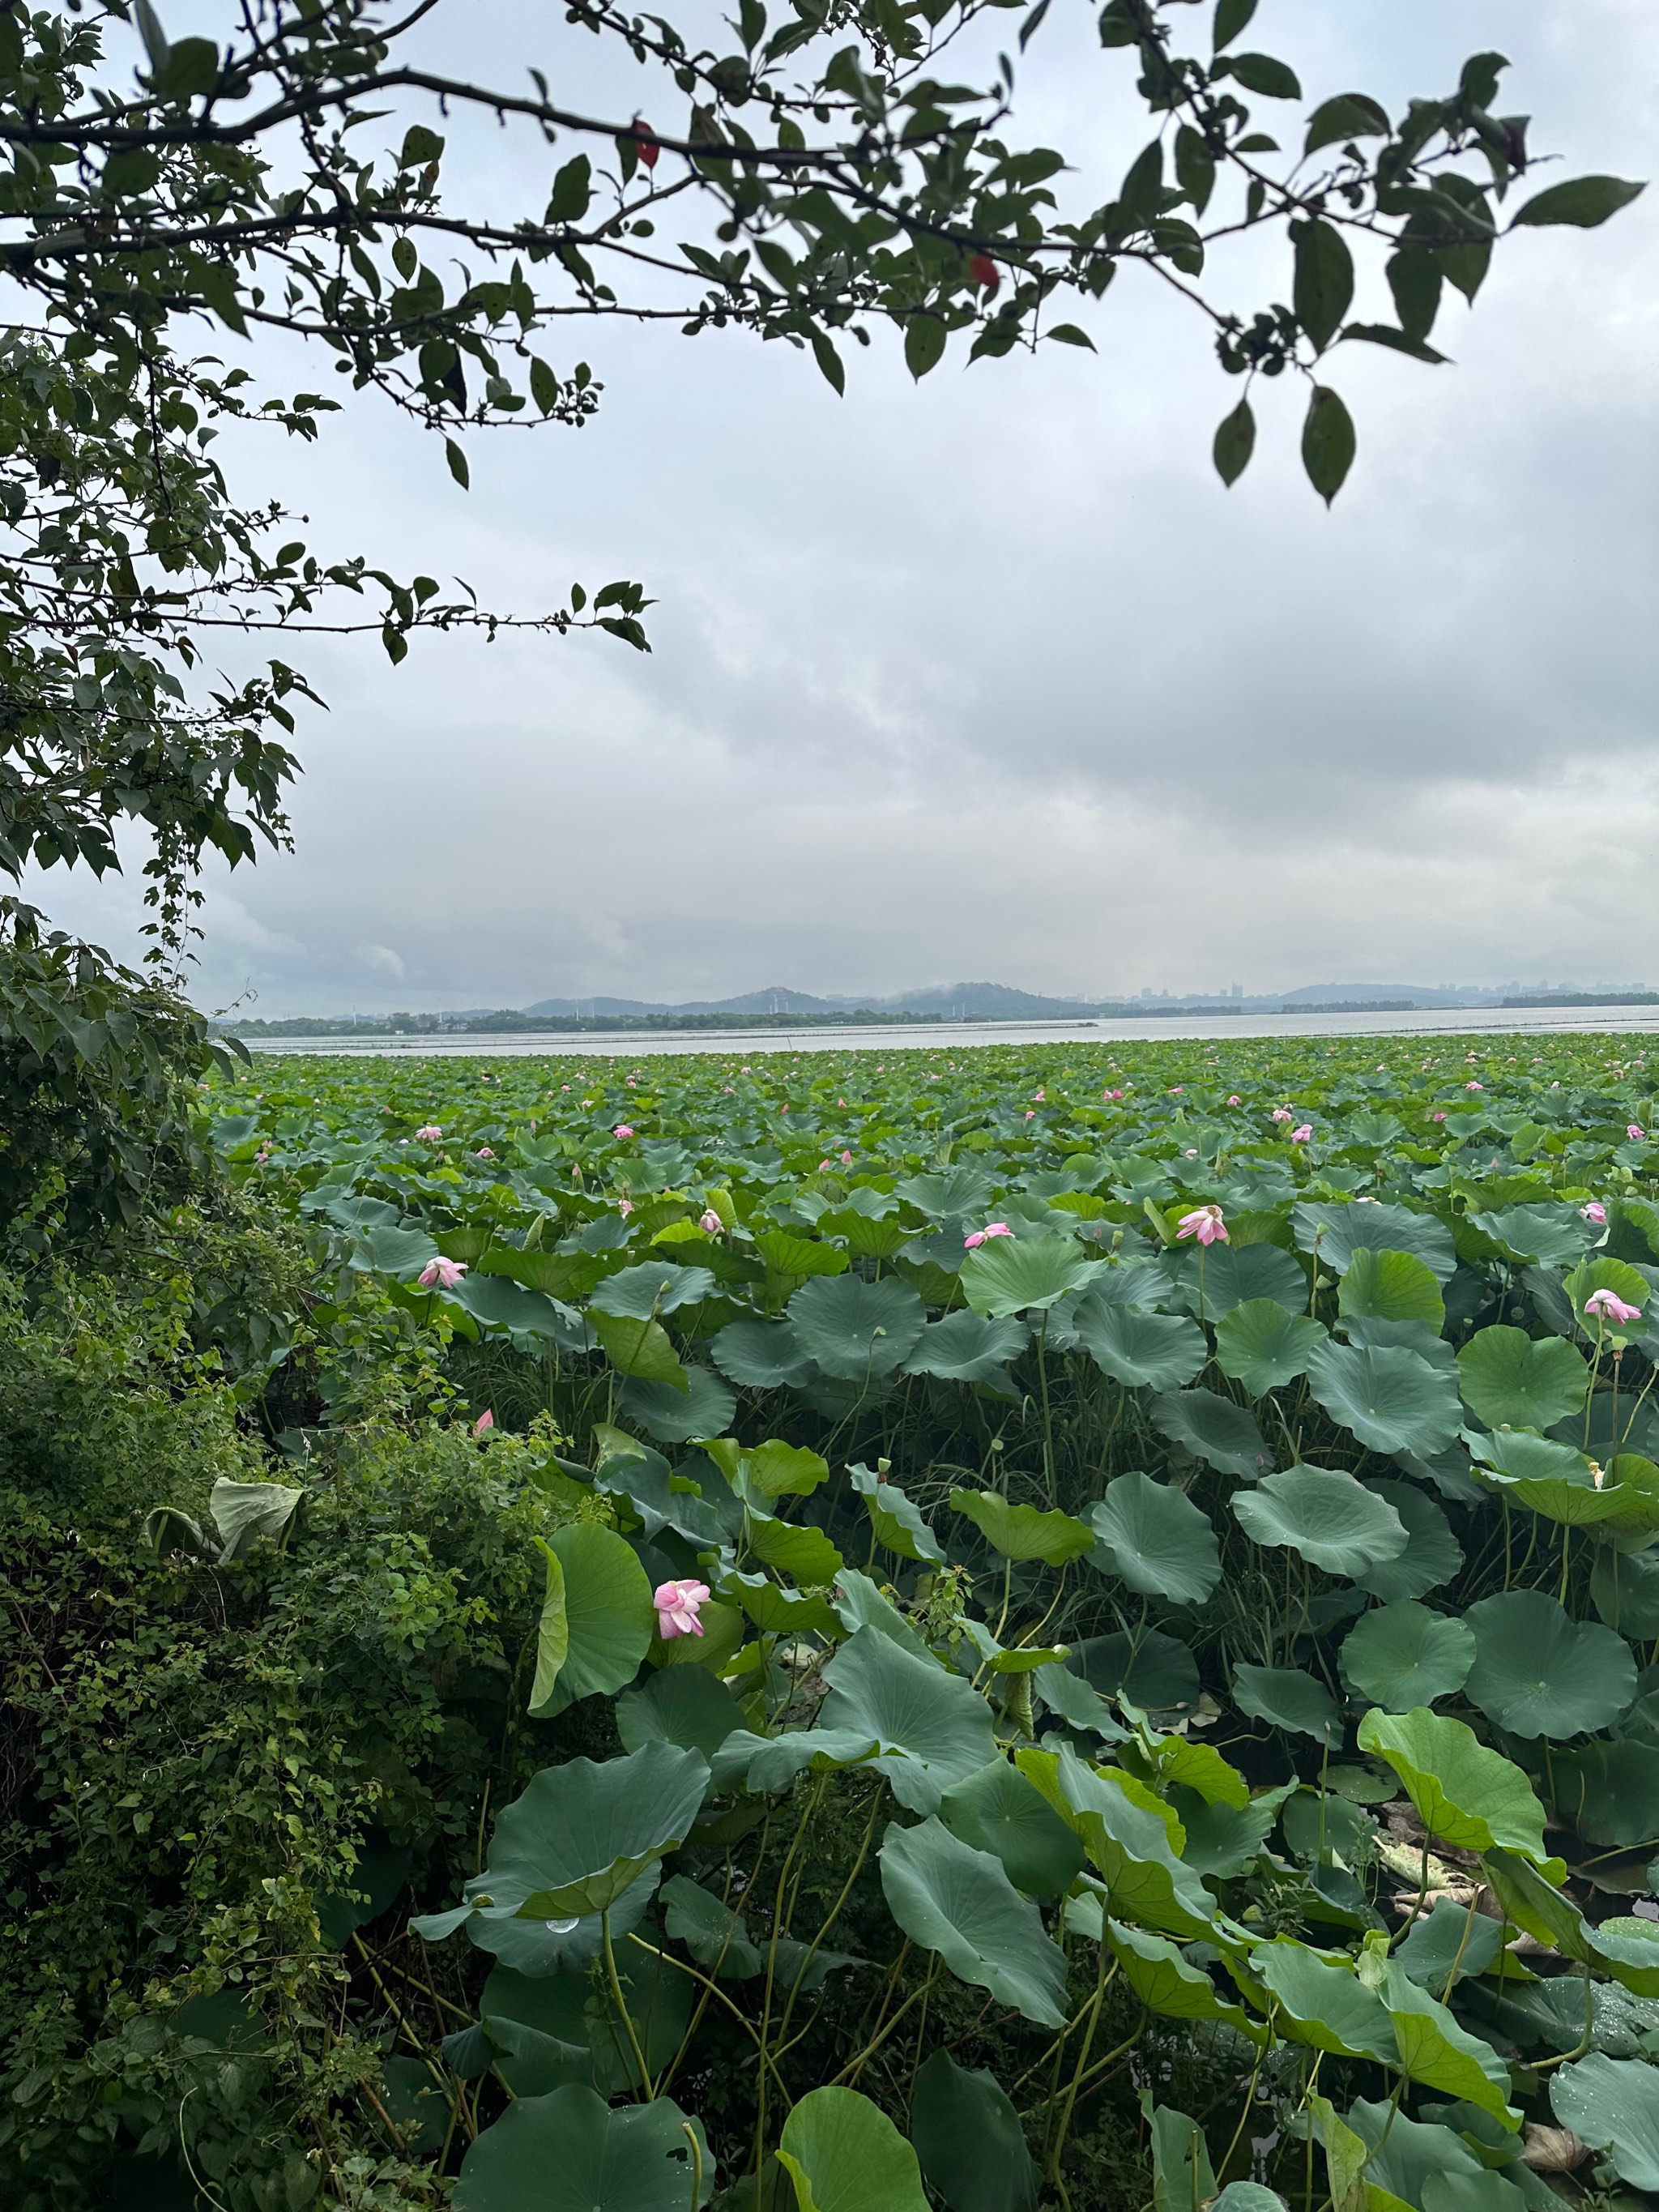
(476, 1147), (495, 1158)
(1431, 1112), (1448, 1123)
(1183, 1147), (1198, 1159)
(1103, 1088), (1124, 1101)
(1170, 1087), (1184, 1095)
(1226, 1095), (1242, 1106)
(818, 1159), (833, 1171)
(1272, 1107), (1294, 1124)
(614, 1124), (635, 1139)
(964, 1223), (1014, 1249)
(1630, 1125), (1646, 1142)
(418, 1256), (468, 1290)
(473, 1409), (494, 1436)
(415, 1124), (443, 1142)
(1582, 1202), (1608, 1224)
(841, 1150), (853, 1167)
(1584, 1287), (1642, 1324)
(1290, 1125), (1313, 1143)
(1034, 1089), (1046, 1103)
(698, 1208), (723, 1233)
(254, 1148), (271, 1164)
(1023, 1110), (1035, 1122)
(655, 1578), (710, 1639)
(1176, 1205), (1228, 1247)
(618, 1197), (634, 1217)
(1465, 1080), (1483, 1091)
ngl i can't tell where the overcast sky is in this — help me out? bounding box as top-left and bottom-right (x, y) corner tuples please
(27, 0), (1659, 1013)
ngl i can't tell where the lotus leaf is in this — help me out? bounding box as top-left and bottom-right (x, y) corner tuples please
(1463, 1590), (1635, 1738)
(1232, 1466), (1407, 1578)
(1341, 1602), (1475, 1710)
(879, 1817), (1068, 2025)
(909, 2051), (1038, 2212)
(1087, 1472), (1222, 1605)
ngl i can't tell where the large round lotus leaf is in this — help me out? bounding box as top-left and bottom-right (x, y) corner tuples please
(1464, 1591), (1636, 1739)
(897, 1167), (1000, 1220)
(710, 1317), (815, 1388)
(453, 2085), (711, 2212)
(958, 1236), (1107, 1317)
(531, 1522), (656, 1718)
(1087, 1472), (1222, 1606)
(910, 2049), (1038, 2212)
(1356, 1708), (1549, 1860)
(1073, 1300), (1207, 1390)
(1304, 1339), (1463, 1457)
(1338, 1247), (1445, 1332)
(1351, 1480), (1463, 1602)
(1456, 1326), (1589, 1431)
(821, 1626), (999, 1813)
(939, 1759), (1086, 1898)
(949, 1488), (1094, 1565)
(1231, 1664), (1341, 1745)
(778, 2086), (930, 2212)
(1149, 1389), (1273, 1480)
(1591, 1543), (1659, 1636)
(618, 1367), (736, 1443)
(1070, 1628), (1201, 1714)
(448, 1742), (711, 1925)
(787, 1274), (925, 1379)
(616, 1668), (746, 1760)
(1232, 1467), (1407, 1578)
(905, 1310), (1029, 1382)
(1341, 1603), (1476, 1710)
(1213, 1300), (1327, 1397)
(589, 1260), (717, 1319)
(879, 1817), (1068, 2026)
(1293, 1199), (1457, 1281)
(1167, 1239), (1307, 1318)
(1473, 1204), (1593, 1268)
(1550, 2053), (1659, 2193)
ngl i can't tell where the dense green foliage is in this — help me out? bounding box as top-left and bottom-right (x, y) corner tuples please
(21, 1031), (1659, 2210)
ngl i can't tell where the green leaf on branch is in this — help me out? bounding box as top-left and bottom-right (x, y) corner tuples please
(905, 315), (949, 381)
(1301, 385), (1355, 505)
(1293, 221), (1354, 353)
(1211, 0), (1256, 51)
(1509, 176), (1646, 230)
(1213, 397), (1256, 487)
(1303, 93), (1390, 156)
(1223, 53), (1303, 100)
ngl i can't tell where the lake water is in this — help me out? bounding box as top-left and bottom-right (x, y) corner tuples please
(239, 1003), (1659, 1058)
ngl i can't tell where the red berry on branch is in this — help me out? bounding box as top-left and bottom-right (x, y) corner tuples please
(969, 254), (1000, 294)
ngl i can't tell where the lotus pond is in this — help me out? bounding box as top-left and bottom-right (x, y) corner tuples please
(200, 1032), (1659, 2212)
